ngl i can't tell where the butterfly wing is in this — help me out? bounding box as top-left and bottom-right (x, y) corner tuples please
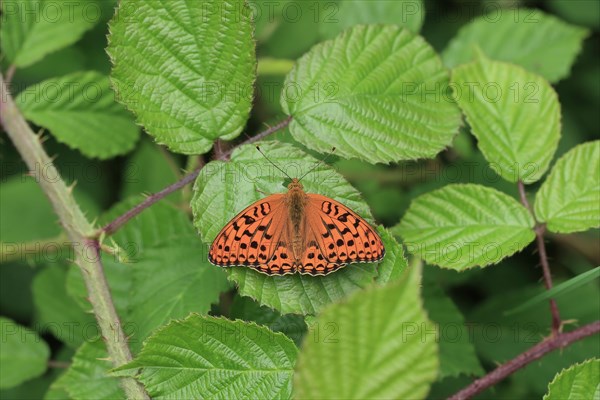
(297, 194), (385, 275)
(209, 194), (296, 275)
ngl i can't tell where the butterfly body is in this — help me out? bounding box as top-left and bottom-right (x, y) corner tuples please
(209, 178), (385, 276)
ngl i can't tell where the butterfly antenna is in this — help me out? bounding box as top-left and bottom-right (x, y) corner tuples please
(256, 146), (293, 180)
(298, 147), (336, 182)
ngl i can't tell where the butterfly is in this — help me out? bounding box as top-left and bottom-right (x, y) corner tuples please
(208, 148), (385, 276)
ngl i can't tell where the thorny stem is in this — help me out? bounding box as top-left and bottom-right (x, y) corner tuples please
(448, 321), (600, 400)
(99, 115), (293, 237)
(0, 73), (150, 400)
(518, 180), (562, 334)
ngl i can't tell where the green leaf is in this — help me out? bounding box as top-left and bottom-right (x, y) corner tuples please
(192, 141), (380, 315)
(544, 359), (600, 400)
(281, 24), (461, 164)
(230, 295), (307, 346)
(114, 315), (298, 399)
(534, 141), (600, 233)
(51, 340), (124, 400)
(396, 184), (535, 270)
(16, 71), (139, 159)
(0, 0), (101, 67)
(0, 317), (50, 389)
(442, 8), (588, 83)
(32, 266), (97, 348)
(374, 227), (408, 285)
(319, 0), (424, 39)
(293, 264), (438, 399)
(451, 54), (561, 183)
(107, 0), (256, 155)
(423, 283), (484, 379)
(505, 267), (600, 316)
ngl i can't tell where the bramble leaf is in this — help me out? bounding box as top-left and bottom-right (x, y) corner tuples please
(114, 315), (298, 399)
(534, 141), (600, 233)
(293, 264), (438, 399)
(451, 54), (561, 183)
(442, 8), (588, 83)
(282, 25), (461, 164)
(192, 141), (384, 315)
(544, 359), (600, 400)
(16, 71), (139, 159)
(107, 0), (256, 154)
(0, 317), (49, 389)
(396, 184), (535, 270)
(1, 0), (101, 67)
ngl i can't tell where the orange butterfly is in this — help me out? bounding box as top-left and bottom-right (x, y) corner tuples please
(208, 148), (385, 276)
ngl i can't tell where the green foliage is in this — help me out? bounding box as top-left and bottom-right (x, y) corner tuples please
(0, 0), (101, 67)
(535, 141), (600, 233)
(2, 1), (599, 399)
(293, 265), (438, 399)
(396, 184), (535, 270)
(282, 25), (461, 163)
(451, 53), (561, 183)
(544, 358), (600, 400)
(115, 315), (298, 399)
(16, 71), (140, 159)
(0, 317), (49, 389)
(442, 8), (588, 83)
(319, 0), (425, 39)
(107, 0), (256, 155)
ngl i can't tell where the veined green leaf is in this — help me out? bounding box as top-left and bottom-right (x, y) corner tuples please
(293, 264), (438, 399)
(535, 141), (600, 233)
(107, 0), (256, 155)
(319, 0), (425, 39)
(51, 341), (124, 400)
(544, 359), (600, 400)
(396, 184), (535, 270)
(192, 141), (385, 315)
(505, 267), (600, 316)
(451, 54), (561, 183)
(16, 71), (139, 159)
(114, 315), (298, 399)
(0, 317), (49, 389)
(1, 0), (101, 67)
(442, 8), (588, 83)
(282, 24), (461, 164)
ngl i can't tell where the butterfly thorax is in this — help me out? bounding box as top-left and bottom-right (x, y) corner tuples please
(286, 178), (308, 261)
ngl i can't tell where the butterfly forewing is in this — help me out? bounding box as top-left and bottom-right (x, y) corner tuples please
(209, 194), (287, 273)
